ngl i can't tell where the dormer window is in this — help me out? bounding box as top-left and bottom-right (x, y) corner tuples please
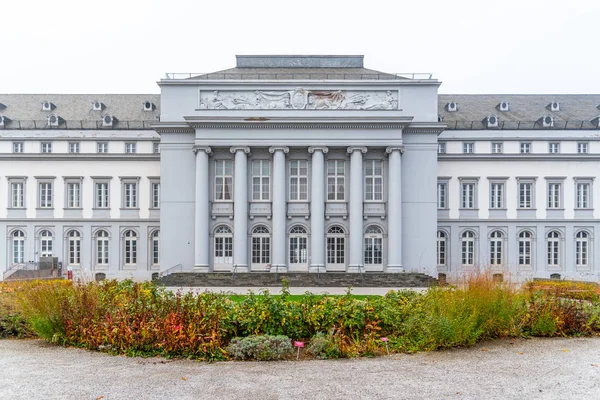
(446, 102), (458, 112)
(484, 115), (499, 128)
(41, 101), (55, 111)
(92, 101), (104, 111)
(498, 101), (510, 112)
(540, 115), (554, 128)
(591, 116), (600, 128)
(547, 101), (560, 112)
(0, 103), (6, 110)
(143, 101), (154, 111)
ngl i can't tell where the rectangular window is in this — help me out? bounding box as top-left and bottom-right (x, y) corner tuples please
(437, 182), (447, 209)
(69, 142), (80, 153)
(41, 142), (52, 153)
(437, 142), (446, 154)
(124, 182), (137, 208)
(67, 182), (81, 208)
(125, 142), (136, 154)
(39, 182), (53, 208)
(13, 142), (23, 153)
(518, 235), (532, 267)
(215, 160), (233, 201)
(364, 160), (383, 201)
(577, 142), (589, 154)
(548, 183), (561, 209)
(327, 160), (345, 201)
(11, 182), (25, 208)
(95, 182), (109, 208)
(252, 160), (270, 201)
(152, 183), (160, 208)
(490, 183), (504, 209)
(549, 142), (560, 154)
(97, 142), (108, 153)
(576, 182), (590, 209)
(463, 142), (474, 154)
(520, 142), (531, 154)
(518, 182), (533, 208)
(153, 142), (160, 154)
(289, 160), (308, 201)
(97, 238), (109, 265)
(491, 142), (503, 154)
(461, 183), (475, 209)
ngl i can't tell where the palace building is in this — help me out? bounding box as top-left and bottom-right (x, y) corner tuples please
(1, 55), (600, 282)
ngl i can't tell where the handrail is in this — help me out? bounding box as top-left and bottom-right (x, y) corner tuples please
(164, 72), (434, 80)
(159, 263), (183, 278)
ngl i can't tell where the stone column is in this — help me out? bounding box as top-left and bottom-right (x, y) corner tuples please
(347, 146), (367, 272)
(269, 146), (289, 273)
(193, 146), (211, 272)
(308, 146), (328, 273)
(231, 146), (251, 273)
(386, 146), (405, 273)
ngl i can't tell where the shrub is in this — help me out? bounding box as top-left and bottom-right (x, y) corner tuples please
(307, 331), (340, 359)
(226, 335), (293, 361)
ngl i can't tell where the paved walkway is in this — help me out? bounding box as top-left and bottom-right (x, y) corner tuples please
(165, 286), (428, 295)
(1, 337), (599, 399)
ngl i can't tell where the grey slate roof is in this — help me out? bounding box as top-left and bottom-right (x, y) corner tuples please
(439, 94), (600, 129)
(190, 67), (404, 80)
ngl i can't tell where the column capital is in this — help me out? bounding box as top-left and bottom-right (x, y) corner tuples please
(230, 146), (251, 154)
(347, 146), (368, 154)
(192, 146), (212, 155)
(269, 146), (290, 154)
(308, 146), (329, 154)
(385, 146), (405, 155)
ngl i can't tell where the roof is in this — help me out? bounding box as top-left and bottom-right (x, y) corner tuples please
(439, 94), (600, 129)
(189, 67), (405, 81)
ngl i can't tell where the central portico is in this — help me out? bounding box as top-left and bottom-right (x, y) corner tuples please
(156, 55), (442, 277)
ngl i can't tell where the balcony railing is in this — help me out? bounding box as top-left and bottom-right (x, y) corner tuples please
(164, 72), (434, 80)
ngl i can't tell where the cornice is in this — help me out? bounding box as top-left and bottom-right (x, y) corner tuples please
(187, 123), (408, 130)
(159, 79), (441, 88)
(0, 154), (160, 161)
(152, 123), (194, 134)
(439, 154), (600, 161)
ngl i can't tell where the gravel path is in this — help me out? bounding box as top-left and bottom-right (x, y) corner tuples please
(1, 337), (600, 400)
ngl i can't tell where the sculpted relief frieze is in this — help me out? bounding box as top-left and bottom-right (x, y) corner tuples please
(198, 89), (398, 110)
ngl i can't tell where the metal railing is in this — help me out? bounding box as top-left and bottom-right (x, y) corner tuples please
(159, 263), (183, 278)
(164, 72), (434, 80)
(445, 120), (600, 130)
(0, 120), (157, 130)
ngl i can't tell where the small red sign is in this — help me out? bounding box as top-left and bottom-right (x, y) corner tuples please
(380, 337), (389, 342)
(294, 341), (305, 348)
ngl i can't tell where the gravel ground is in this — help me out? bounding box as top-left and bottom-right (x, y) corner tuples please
(1, 337), (600, 400)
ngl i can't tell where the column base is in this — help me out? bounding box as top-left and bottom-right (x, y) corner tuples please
(269, 264), (288, 273)
(232, 264), (249, 273)
(309, 264), (326, 273)
(193, 264), (210, 273)
(347, 264), (365, 273)
(385, 265), (405, 273)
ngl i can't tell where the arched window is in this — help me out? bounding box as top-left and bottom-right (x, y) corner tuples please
(437, 231), (447, 267)
(289, 226), (308, 264)
(461, 230), (475, 266)
(547, 231), (561, 267)
(151, 230), (160, 265)
(12, 230), (25, 264)
(518, 231), (532, 267)
(96, 230), (109, 265)
(327, 226), (345, 265)
(489, 230), (503, 266)
(67, 230), (81, 265)
(251, 226), (270, 266)
(575, 231), (589, 268)
(364, 226), (383, 265)
(39, 230), (53, 258)
(214, 225), (233, 265)
(124, 230), (137, 265)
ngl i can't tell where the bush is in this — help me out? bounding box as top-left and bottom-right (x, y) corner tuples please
(226, 335), (293, 361)
(307, 331), (340, 359)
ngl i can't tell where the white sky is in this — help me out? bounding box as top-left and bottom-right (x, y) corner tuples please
(2, 0), (598, 94)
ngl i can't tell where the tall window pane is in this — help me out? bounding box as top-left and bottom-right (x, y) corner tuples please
(215, 160), (233, 201)
(289, 160), (308, 201)
(327, 160), (345, 201)
(364, 160), (383, 201)
(252, 160), (270, 201)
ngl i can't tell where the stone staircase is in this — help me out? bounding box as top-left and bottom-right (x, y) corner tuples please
(158, 272), (437, 288)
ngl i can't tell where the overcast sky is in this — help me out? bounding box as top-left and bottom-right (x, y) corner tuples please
(2, 0), (598, 94)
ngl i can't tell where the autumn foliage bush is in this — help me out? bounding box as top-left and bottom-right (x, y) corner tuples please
(4, 276), (600, 360)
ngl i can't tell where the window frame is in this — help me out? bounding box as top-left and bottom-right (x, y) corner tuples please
(93, 178), (111, 209)
(364, 226), (383, 266)
(151, 230), (160, 265)
(13, 142), (24, 153)
(120, 177), (140, 209)
(214, 225), (233, 265)
(11, 230), (25, 264)
(518, 230), (533, 268)
(327, 159), (345, 202)
(520, 142), (532, 154)
(148, 177), (160, 209)
(546, 177), (565, 210)
(491, 142), (503, 154)
(462, 142), (474, 154)
(39, 229), (53, 258)
(68, 142), (80, 154)
(7, 177), (27, 209)
(326, 226), (346, 265)
(289, 226), (308, 265)
(516, 177), (536, 209)
(125, 142), (137, 154)
(437, 142), (446, 154)
(577, 142), (589, 154)
(461, 230), (476, 267)
(574, 178), (593, 210)
(437, 230), (448, 267)
(459, 177), (479, 209)
(364, 159), (383, 202)
(67, 230), (82, 266)
(97, 142), (109, 154)
(575, 231), (590, 269)
(41, 142), (52, 153)
(95, 230), (110, 265)
(489, 230), (504, 266)
(123, 230), (137, 265)
(36, 177), (55, 209)
(488, 179), (506, 209)
(548, 142), (560, 154)
(251, 226), (271, 265)
(214, 159), (234, 202)
(251, 160), (271, 201)
(64, 177), (83, 209)
(289, 159), (309, 202)
(546, 230), (562, 268)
